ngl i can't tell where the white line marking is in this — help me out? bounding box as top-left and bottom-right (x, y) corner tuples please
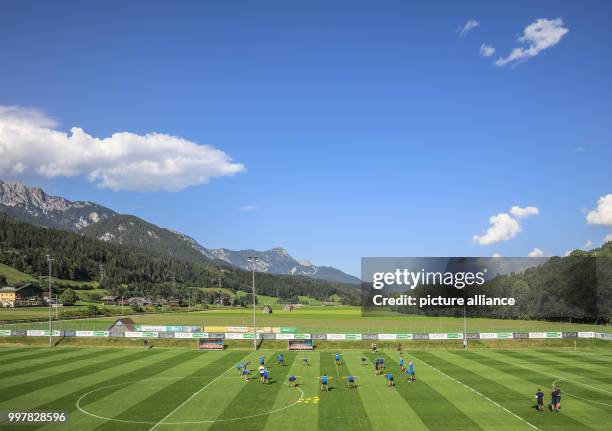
(553, 379), (612, 407)
(416, 356), (539, 430)
(147, 357), (251, 431)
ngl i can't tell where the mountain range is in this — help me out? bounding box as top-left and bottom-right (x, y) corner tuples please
(0, 179), (360, 284)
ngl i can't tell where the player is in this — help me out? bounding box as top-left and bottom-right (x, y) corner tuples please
(346, 374), (356, 389)
(360, 356), (368, 365)
(378, 357), (385, 370)
(236, 362), (244, 375)
(263, 368), (270, 384)
(335, 353), (342, 365)
(302, 357), (310, 366)
(321, 373), (330, 391)
(288, 375), (297, 387)
(407, 361), (415, 382)
(374, 359), (381, 375)
(385, 372), (395, 387)
(259, 364), (266, 382)
(371, 341), (377, 352)
(259, 354), (265, 366)
(242, 367), (251, 381)
(550, 385), (560, 412)
(534, 388), (545, 411)
(278, 353), (285, 366)
(399, 356), (405, 373)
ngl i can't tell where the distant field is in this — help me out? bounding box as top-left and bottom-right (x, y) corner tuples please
(1, 306), (609, 334)
(0, 345), (610, 430)
(0, 262), (98, 288)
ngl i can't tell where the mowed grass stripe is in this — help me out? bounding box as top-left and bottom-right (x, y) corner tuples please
(372, 352), (484, 431)
(436, 351), (596, 430)
(0, 347), (78, 367)
(0, 348), (112, 380)
(0, 348), (131, 403)
(533, 350), (612, 372)
(348, 351), (428, 431)
(318, 352), (372, 430)
(93, 351), (247, 431)
(0, 347), (40, 359)
(207, 352), (297, 431)
(29, 350), (197, 431)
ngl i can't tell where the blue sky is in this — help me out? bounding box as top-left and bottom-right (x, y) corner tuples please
(1, 1), (611, 277)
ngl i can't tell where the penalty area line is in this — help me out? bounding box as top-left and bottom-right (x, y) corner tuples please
(416, 356), (539, 430)
(148, 354), (252, 431)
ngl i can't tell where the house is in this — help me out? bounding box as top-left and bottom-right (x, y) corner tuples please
(108, 317), (136, 337)
(283, 304), (294, 312)
(101, 295), (120, 305)
(0, 284), (43, 307)
(127, 297), (152, 307)
(261, 305), (273, 314)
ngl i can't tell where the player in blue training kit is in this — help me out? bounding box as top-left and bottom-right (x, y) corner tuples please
(288, 375), (297, 387)
(385, 372), (395, 387)
(399, 356), (405, 373)
(278, 353), (284, 366)
(408, 361), (415, 382)
(535, 388), (545, 411)
(242, 367), (251, 381)
(347, 374), (356, 389)
(236, 362), (244, 375)
(259, 355), (265, 366)
(263, 368), (270, 384)
(321, 373), (329, 391)
(335, 353), (342, 365)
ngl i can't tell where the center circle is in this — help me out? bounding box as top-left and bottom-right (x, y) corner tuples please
(76, 376), (304, 424)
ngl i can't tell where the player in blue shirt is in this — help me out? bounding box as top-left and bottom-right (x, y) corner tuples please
(242, 367), (251, 381)
(399, 356), (405, 373)
(385, 372), (395, 387)
(346, 374), (356, 389)
(320, 373), (330, 391)
(534, 388), (545, 411)
(259, 355), (265, 366)
(335, 353), (342, 365)
(378, 357), (385, 370)
(277, 353), (284, 366)
(236, 362), (244, 375)
(288, 375), (297, 387)
(408, 361), (415, 382)
(263, 368), (270, 384)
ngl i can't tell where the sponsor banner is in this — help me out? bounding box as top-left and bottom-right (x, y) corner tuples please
(12, 329), (26, 336)
(64, 330), (76, 337)
(26, 330), (61, 337)
(345, 334), (362, 340)
(208, 333), (225, 339)
(312, 334), (326, 340)
(158, 332), (175, 339)
(294, 333), (311, 340)
(135, 325), (201, 332)
(174, 332), (195, 339)
(125, 331), (159, 338)
(578, 332), (595, 338)
(467, 333), (480, 340)
(513, 332), (529, 339)
(413, 333), (429, 340)
(280, 327), (297, 333)
(562, 332), (578, 339)
(397, 334), (413, 340)
(262, 333), (276, 340)
(326, 334), (346, 340)
(227, 326), (249, 333)
(378, 334), (397, 340)
(480, 332), (513, 340)
(75, 331), (109, 337)
(529, 332), (562, 339)
(276, 333), (295, 340)
(0, 330), (11, 336)
(429, 333), (463, 340)
(204, 326), (229, 333)
(362, 333), (377, 340)
(596, 332), (612, 341)
(224, 333), (260, 340)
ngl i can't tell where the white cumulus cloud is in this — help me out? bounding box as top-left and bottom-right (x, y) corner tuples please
(480, 43), (496, 57)
(0, 106), (245, 192)
(604, 233), (612, 244)
(458, 19), (479, 36)
(583, 240), (593, 249)
(492, 253), (502, 258)
(473, 205), (539, 245)
(586, 194), (612, 226)
(496, 18), (569, 67)
(528, 247), (544, 257)
(509, 206), (540, 218)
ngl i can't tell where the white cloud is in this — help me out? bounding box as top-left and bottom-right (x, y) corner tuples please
(0, 106), (245, 192)
(239, 206), (257, 212)
(473, 205), (539, 245)
(492, 253), (502, 258)
(458, 19), (479, 36)
(509, 206), (540, 218)
(496, 18), (569, 67)
(604, 233), (612, 244)
(528, 247), (543, 257)
(480, 44), (496, 57)
(586, 194), (612, 226)
(563, 250), (572, 257)
(583, 240), (593, 249)
(473, 213), (521, 245)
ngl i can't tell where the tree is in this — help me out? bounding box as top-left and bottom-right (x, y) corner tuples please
(60, 288), (78, 305)
(0, 275), (6, 287)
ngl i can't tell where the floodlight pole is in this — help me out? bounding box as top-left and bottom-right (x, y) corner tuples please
(247, 257), (259, 350)
(463, 305), (468, 349)
(46, 255), (54, 347)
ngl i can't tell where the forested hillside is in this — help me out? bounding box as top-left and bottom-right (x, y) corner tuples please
(0, 214), (358, 304)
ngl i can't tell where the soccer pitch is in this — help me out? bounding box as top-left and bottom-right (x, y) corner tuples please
(1, 347), (611, 430)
